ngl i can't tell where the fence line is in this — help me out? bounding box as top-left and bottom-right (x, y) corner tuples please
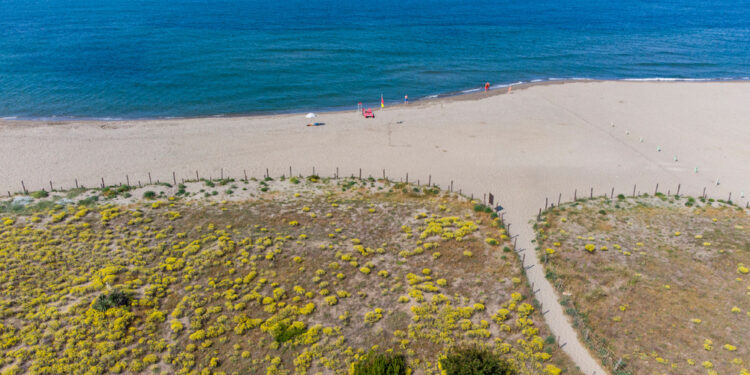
(7, 167), (513, 210)
(8, 170), (750, 212)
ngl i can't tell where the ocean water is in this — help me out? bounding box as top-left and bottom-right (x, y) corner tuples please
(1, 0), (749, 120)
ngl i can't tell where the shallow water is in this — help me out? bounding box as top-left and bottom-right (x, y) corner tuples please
(1, 0), (749, 119)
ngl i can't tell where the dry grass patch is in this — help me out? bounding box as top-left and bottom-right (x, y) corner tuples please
(535, 195), (750, 375)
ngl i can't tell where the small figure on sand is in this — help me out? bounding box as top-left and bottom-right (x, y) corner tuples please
(485, 82), (490, 91)
(404, 94), (408, 104)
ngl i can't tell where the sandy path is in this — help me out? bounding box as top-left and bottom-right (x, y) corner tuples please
(2, 81), (750, 374)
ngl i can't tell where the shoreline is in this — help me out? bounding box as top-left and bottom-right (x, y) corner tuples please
(3, 77), (750, 124)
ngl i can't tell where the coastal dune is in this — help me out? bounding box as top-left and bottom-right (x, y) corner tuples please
(2, 80), (750, 374)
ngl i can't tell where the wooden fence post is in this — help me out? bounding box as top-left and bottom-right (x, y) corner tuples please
(632, 184), (636, 197)
(148, 172), (152, 184)
(173, 172), (177, 185)
(359, 168), (362, 180)
(428, 175), (431, 186)
(655, 183), (659, 195)
(677, 184), (681, 196)
(49, 181), (53, 192)
(21, 180), (27, 194)
(101, 177), (105, 188)
(75, 178), (79, 189)
(574, 189), (577, 201)
(590, 187), (593, 198)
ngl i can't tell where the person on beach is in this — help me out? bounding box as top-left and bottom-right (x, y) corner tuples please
(485, 82), (490, 91)
(404, 95), (408, 104)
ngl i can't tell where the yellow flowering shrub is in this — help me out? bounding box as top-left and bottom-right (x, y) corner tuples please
(0, 177), (572, 374)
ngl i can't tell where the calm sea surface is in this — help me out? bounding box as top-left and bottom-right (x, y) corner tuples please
(1, 0), (749, 119)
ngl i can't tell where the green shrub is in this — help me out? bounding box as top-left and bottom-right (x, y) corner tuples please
(439, 346), (515, 375)
(271, 322), (307, 343)
(143, 191), (156, 199)
(30, 190), (49, 199)
(290, 177), (300, 184)
(352, 352), (407, 375)
(92, 290), (131, 312)
(79, 196), (99, 206)
(617, 194), (625, 200)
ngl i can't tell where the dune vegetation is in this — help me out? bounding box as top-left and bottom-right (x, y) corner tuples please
(535, 194), (750, 375)
(0, 176), (574, 375)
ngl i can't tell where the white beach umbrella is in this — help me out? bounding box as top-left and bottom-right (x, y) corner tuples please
(305, 113), (317, 119)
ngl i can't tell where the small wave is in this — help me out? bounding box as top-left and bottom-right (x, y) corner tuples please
(621, 77), (713, 82)
(5, 77), (750, 122)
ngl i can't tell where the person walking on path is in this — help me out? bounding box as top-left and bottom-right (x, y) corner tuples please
(485, 82), (490, 91)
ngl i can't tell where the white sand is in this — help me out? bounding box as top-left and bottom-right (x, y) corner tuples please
(2, 80), (750, 374)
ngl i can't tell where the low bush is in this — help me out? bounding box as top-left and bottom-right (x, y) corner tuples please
(271, 322), (307, 343)
(352, 352), (407, 375)
(439, 346), (515, 375)
(92, 290), (131, 312)
(31, 190), (49, 199)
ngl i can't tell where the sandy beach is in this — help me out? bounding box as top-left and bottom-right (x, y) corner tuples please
(3, 81), (749, 207)
(2, 80), (750, 374)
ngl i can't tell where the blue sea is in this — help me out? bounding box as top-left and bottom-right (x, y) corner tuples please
(1, 0), (749, 120)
